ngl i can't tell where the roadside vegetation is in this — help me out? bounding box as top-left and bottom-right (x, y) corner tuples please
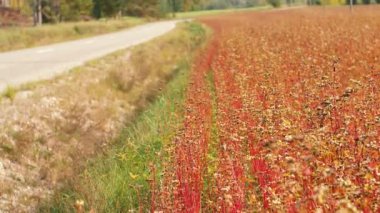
(0, 21), (207, 211)
(36, 23), (207, 212)
(38, 21), (208, 212)
(0, 17), (144, 52)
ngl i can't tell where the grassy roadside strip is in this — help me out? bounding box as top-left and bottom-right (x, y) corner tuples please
(175, 4), (308, 19)
(0, 17), (144, 52)
(176, 5), (271, 19)
(38, 22), (210, 212)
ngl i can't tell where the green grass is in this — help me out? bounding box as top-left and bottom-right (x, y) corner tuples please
(175, 5), (272, 19)
(0, 17), (145, 52)
(38, 22), (209, 212)
(1, 86), (16, 101)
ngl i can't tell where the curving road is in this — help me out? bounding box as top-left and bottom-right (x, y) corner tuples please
(0, 20), (181, 91)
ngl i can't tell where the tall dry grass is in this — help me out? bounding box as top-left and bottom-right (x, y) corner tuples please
(0, 17), (144, 52)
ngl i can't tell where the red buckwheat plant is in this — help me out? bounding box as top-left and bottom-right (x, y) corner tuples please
(153, 6), (380, 212)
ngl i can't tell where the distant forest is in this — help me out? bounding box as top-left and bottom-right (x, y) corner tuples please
(92, 0), (267, 18)
(0, 0), (268, 23)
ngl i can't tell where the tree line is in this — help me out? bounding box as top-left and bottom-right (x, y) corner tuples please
(2, 0), (379, 25)
(9, 0), (266, 24)
(53, 0), (267, 20)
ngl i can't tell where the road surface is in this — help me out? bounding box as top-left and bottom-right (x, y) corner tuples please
(0, 20), (182, 91)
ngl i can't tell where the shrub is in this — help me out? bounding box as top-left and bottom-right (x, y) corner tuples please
(267, 0), (282, 7)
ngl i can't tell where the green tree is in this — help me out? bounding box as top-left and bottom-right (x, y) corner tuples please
(100, 0), (122, 17)
(92, 0), (101, 18)
(38, 0), (93, 22)
(60, 0), (93, 21)
(168, 0), (182, 16)
(345, 0), (357, 4)
(124, 0), (160, 17)
(206, 0), (230, 9)
(267, 0), (281, 7)
(246, 0), (260, 6)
